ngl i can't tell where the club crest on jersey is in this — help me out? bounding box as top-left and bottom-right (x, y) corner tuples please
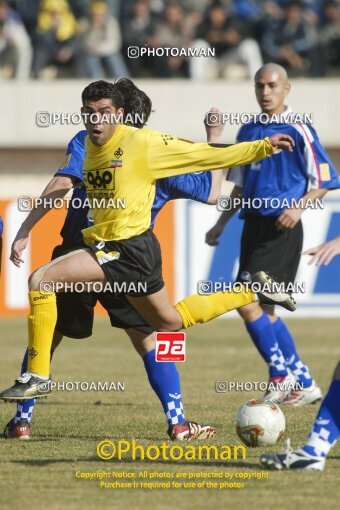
(114, 147), (123, 158)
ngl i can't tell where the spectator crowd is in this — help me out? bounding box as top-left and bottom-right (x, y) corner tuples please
(0, 0), (339, 79)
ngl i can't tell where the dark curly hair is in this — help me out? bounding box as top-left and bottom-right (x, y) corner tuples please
(81, 79), (152, 128)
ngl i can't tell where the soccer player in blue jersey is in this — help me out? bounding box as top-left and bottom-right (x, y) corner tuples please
(206, 63), (340, 405)
(261, 236), (340, 471)
(3, 84), (225, 441)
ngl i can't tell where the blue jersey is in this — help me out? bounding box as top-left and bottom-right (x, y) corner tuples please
(228, 110), (339, 218)
(55, 130), (212, 247)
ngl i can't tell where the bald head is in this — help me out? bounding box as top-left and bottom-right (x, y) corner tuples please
(254, 63), (291, 116)
(255, 63), (288, 84)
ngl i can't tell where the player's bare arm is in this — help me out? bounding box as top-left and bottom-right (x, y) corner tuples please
(205, 185), (243, 246)
(204, 106), (226, 204)
(303, 236), (340, 266)
(10, 176), (75, 267)
(275, 188), (328, 231)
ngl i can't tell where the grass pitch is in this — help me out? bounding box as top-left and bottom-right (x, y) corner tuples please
(0, 318), (339, 510)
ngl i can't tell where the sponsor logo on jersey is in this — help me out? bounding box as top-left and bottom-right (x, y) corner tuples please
(87, 169), (115, 190)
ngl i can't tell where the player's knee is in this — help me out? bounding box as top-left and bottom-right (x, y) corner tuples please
(238, 302), (262, 322)
(28, 266), (48, 291)
(152, 318), (181, 332)
(332, 362), (340, 380)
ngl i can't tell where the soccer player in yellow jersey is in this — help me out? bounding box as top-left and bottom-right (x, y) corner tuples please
(0, 80), (296, 400)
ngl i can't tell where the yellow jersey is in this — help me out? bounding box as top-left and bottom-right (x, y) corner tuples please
(82, 124), (274, 244)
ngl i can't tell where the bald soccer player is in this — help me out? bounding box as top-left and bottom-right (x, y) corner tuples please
(206, 63), (340, 405)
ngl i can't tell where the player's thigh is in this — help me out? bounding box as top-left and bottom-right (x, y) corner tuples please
(125, 328), (155, 357)
(29, 248), (107, 289)
(126, 287), (182, 331)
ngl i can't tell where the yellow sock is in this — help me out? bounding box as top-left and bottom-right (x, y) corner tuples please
(27, 290), (57, 377)
(175, 287), (256, 328)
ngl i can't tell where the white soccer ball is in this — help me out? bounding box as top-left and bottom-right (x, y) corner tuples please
(235, 399), (285, 447)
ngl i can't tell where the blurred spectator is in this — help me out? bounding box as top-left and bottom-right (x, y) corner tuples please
(180, 0), (211, 14)
(319, 0), (340, 71)
(0, 0), (32, 78)
(234, 0), (263, 21)
(150, 1), (195, 77)
(190, 1), (262, 79)
(260, 1), (324, 76)
(68, 0), (91, 19)
(78, 1), (129, 78)
(123, 0), (157, 77)
(2, 0), (340, 79)
(9, 1), (41, 38)
(32, 0), (78, 78)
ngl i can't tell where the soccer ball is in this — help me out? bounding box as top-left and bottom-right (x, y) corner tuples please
(235, 399), (285, 447)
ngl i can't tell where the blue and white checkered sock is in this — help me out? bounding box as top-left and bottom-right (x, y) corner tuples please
(246, 313), (288, 378)
(303, 380), (340, 458)
(272, 318), (312, 388)
(13, 348), (36, 424)
(143, 349), (185, 425)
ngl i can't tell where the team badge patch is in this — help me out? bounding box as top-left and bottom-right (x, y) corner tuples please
(320, 163), (330, 181)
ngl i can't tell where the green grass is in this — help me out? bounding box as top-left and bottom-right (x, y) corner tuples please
(0, 318), (339, 510)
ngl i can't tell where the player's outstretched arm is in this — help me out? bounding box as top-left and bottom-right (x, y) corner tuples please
(303, 236), (340, 266)
(10, 176), (74, 267)
(148, 131), (294, 180)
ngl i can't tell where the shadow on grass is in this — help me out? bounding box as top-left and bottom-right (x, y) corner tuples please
(0, 401), (138, 407)
(9, 457), (260, 469)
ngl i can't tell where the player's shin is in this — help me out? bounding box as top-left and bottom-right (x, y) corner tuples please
(14, 349), (35, 424)
(272, 318), (312, 388)
(174, 288), (256, 328)
(143, 350), (185, 425)
(245, 313), (288, 378)
(27, 290), (57, 378)
(302, 378), (340, 458)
